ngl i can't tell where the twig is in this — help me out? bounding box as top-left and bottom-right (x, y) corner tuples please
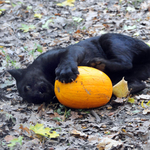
(90, 110), (101, 123)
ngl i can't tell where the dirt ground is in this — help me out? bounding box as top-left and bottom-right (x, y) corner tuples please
(0, 0), (150, 149)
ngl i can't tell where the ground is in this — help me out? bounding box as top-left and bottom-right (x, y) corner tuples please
(0, 0), (150, 149)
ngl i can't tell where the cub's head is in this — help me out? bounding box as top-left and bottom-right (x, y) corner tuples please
(8, 68), (55, 104)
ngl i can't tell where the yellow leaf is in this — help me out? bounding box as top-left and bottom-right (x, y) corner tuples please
(34, 14), (42, 19)
(104, 131), (111, 135)
(113, 77), (129, 98)
(146, 100), (150, 107)
(141, 100), (145, 108)
(128, 98), (135, 103)
(29, 123), (59, 138)
(122, 129), (126, 132)
(57, 0), (75, 6)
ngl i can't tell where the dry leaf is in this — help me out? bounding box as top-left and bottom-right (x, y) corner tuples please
(57, 0), (75, 7)
(70, 129), (88, 138)
(19, 125), (31, 135)
(97, 137), (122, 150)
(0, 1), (5, 4)
(34, 14), (42, 19)
(135, 94), (150, 100)
(113, 77), (129, 97)
(4, 135), (16, 142)
(143, 109), (150, 115)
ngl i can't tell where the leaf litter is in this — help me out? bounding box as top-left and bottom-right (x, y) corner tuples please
(0, 0), (150, 149)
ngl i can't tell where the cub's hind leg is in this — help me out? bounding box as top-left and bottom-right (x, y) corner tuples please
(128, 80), (146, 93)
(87, 57), (133, 72)
(125, 63), (150, 93)
(87, 58), (106, 71)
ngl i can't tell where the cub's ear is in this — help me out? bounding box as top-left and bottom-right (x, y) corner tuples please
(7, 69), (26, 81)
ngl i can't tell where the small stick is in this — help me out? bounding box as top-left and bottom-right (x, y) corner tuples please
(90, 110), (101, 123)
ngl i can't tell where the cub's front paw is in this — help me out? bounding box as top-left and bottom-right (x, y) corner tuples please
(55, 63), (79, 83)
(87, 58), (106, 71)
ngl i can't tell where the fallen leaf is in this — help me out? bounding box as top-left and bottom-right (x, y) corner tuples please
(34, 13), (42, 19)
(4, 135), (15, 142)
(97, 137), (122, 150)
(141, 100), (150, 107)
(132, 110), (141, 114)
(29, 123), (59, 138)
(107, 106), (112, 110)
(36, 44), (43, 53)
(53, 117), (62, 121)
(55, 13), (61, 16)
(86, 10), (97, 21)
(73, 17), (83, 23)
(70, 111), (80, 120)
(122, 129), (126, 132)
(57, 0), (75, 7)
(126, 7), (136, 12)
(143, 109), (150, 114)
(7, 136), (23, 148)
(128, 98), (135, 103)
(112, 97), (125, 104)
(123, 25), (136, 30)
(70, 129), (88, 138)
(136, 94), (150, 100)
(19, 24), (36, 32)
(27, 5), (32, 10)
(42, 19), (53, 29)
(88, 135), (100, 144)
(113, 77), (129, 97)
(146, 100), (150, 106)
(143, 140), (150, 150)
(0, 8), (5, 15)
(0, 80), (15, 88)
(0, 1), (5, 4)
(37, 103), (44, 113)
(141, 100), (146, 108)
(133, 32), (140, 36)
(19, 124), (30, 135)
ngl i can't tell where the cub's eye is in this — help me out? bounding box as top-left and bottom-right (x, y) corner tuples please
(24, 85), (31, 92)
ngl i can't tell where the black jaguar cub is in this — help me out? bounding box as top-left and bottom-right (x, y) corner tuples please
(8, 33), (150, 103)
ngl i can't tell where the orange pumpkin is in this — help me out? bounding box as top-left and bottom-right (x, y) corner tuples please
(54, 66), (112, 109)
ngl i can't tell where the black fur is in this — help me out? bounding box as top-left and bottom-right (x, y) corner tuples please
(8, 33), (150, 103)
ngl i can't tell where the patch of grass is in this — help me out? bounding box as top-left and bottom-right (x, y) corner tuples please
(72, 16), (83, 28)
(19, 24), (35, 32)
(53, 117), (62, 122)
(65, 108), (71, 118)
(130, 0), (143, 8)
(24, 43), (43, 58)
(82, 26), (86, 30)
(55, 104), (71, 119)
(1, 48), (16, 68)
(72, 17), (83, 23)
(65, 16), (83, 30)
(7, 136), (23, 150)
